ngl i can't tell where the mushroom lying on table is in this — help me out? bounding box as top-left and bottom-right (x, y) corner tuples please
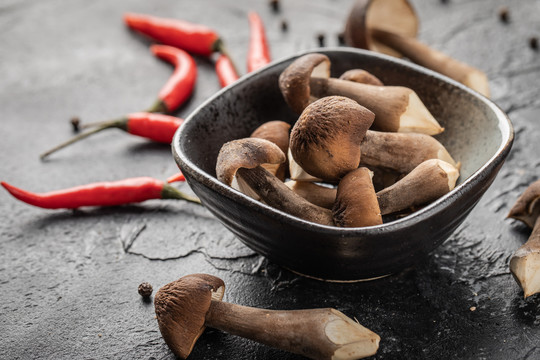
(155, 273), (381, 359)
(279, 53), (444, 135)
(344, 0), (490, 97)
(507, 179), (540, 298)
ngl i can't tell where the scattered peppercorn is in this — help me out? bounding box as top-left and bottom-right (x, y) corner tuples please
(317, 33), (325, 47)
(281, 19), (288, 32)
(138, 282), (153, 298)
(529, 36), (538, 50)
(70, 117), (80, 133)
(269, 0), (280, 12)
(498, 7), (509, 23)
(337, 32), (345, 46)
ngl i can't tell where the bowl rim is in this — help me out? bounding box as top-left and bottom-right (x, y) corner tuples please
(173, 47), (514, 235)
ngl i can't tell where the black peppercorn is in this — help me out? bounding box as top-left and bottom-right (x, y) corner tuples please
(498, 7), (509, 23)
(70, 117), (80, 133)
(337, 32), (345, 46)
(138, 282), (153, 298)
(529, 37), (538, 50)
(281, 19), (288, 32)
(269, 0), (279, 12)
(317, 33), (325, 47)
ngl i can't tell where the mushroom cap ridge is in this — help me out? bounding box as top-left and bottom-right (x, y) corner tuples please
(290, 96), (374, 181)
(278, 53), (330, 114)
(216, 138), (286, 186)
(154, 274), (225, 359)
(508, 179), (540, 228)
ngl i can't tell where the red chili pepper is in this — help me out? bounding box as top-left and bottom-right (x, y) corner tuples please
(124, 13), (222, 57)
(40, 112), (183, 159)
(1, 177), (200, 209)
(149, 45), (197, 114)
(247, 11), (271, 73)
(167, 172), (186, 183)
(215, 54), (240, 87)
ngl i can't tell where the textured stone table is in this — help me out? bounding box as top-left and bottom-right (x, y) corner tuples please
(1, 0), (539, 359)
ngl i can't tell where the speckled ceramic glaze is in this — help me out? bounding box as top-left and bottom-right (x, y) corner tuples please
(172, 48), (513, 281)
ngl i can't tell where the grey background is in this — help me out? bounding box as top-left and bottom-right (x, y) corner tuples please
(1, 0), (539, 359)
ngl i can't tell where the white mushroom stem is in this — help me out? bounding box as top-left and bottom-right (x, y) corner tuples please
(236, 166), (334, 226)
(360, 130), (458, 174)
(288, 148), (322, 182)
(285, 180), (337, 209)
(206, 300), (380, 360)
(376, 159), (459, 215)
(371, 28), (490, 97)
(309, 77), (443, 135)
(510, 219), (540, 299)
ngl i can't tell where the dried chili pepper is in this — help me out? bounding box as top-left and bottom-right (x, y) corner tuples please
(149, 45), (197, 114)
(167, 172), (186, 183)
(124, 13), (223, 57)
(215, 54), (240, 87)
(40, 113), (183, 159)
(1, 177), (200, 209)
(247, 11), (271, 73)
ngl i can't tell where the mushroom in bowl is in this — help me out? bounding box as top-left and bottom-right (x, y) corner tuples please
(172, 48), (513, 281)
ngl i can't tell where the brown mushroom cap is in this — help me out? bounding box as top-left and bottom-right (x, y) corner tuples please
(339, 69), (384, 86)
(216, 138), (286, 186)
(250, 121), (291, 181)
(333, 167), (382, 227)
(508, 179), (540, 228)
(250, 121), (291, 155)
(344, 0), (418, 57)
(278, 53), (330, 114)
(154, 274), (225, 359)
(290, 96), (374, 181)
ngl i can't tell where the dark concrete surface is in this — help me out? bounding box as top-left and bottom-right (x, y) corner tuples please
(1, 0), (539, 359)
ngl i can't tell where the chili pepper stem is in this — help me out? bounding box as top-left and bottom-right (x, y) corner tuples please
(40, 119), (127, 160)
(145, 99), (169, 114)
(161, 184), (201, 204)
(214, 39), (241, 79)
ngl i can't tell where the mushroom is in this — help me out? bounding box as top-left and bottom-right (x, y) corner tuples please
(376, 159), (460, 215)
(339, 69), (384, 86)
(155, 273), (380, 360)
(216, 138), (334, 225)
(217, 136), (285, 201)
(278, 53), (444, 135)
(333, 167), (382, 227)
(507, 179), (540, 298)
(290, 129), (457, 182)
(344, 0), (490, 97)
(360, 130), (459, 174)
(285, 180), (337, 209)
(289, 96), (374, 182)
(250, 120), (291, 181)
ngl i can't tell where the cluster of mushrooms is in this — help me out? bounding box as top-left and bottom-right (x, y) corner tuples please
(216, 53), (460, 227)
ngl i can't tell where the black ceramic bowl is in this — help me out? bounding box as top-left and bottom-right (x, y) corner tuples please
(172, 48), (513, 281)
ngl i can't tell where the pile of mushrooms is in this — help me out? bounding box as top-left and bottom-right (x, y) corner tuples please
(216, 53), (460, 227)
